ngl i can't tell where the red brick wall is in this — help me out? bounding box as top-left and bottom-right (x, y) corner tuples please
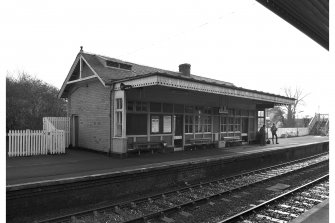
(68, 80), (111, 152)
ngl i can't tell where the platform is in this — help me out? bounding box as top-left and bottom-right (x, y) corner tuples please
(6, 135), (329, 223)
(6, 135), (328, 186)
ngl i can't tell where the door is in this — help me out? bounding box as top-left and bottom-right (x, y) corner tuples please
(174, 115), (183, 148)
(242, 117), (248, 142)
(73, 115), (79, 148)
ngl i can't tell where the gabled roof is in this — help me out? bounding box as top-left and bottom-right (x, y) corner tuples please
(59, 49), (295, 105)
(81, 52), (235, 87)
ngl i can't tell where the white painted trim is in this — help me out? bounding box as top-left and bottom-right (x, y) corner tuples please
(58, 55), (81, 98)
(120, 75), (294, 105)
(80, 56), (106, 87)
(67, 75), (98, 84)
(79, 57), (82, 79)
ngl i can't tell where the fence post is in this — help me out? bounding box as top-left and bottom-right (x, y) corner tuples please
(8, 131), (11, 157)
(13, 131), (16, 157)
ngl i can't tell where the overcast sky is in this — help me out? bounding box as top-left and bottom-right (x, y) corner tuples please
(1, 0), (333, 118)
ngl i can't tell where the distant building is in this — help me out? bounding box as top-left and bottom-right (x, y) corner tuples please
(59, 48), (294, 156)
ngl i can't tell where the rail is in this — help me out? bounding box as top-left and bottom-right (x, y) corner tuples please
(217, 174), (329, 223)
(35, 153), (328, 223)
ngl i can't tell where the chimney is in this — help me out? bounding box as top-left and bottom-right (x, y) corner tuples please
(179, 63), (191, 76)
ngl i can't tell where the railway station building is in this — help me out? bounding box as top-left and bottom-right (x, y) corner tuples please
(59, 48), (295, 156)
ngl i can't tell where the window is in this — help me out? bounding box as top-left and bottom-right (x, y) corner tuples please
(220, 116), (227, 133)
(115, 98), (123, 137)
(163, 103), (173, 113)
(116, 112), (122, 136)
(185, 115), (193, 133)
(195, 115), (202, 133)
(136, 101), (147, 112)
(127, 101), (134, 111)
(116, 98), (122, 109)
(126, 114), (147, 135)
(174, 104), (184, 113)
(203, 116), (212, 132)
(106, 60), (132, 70)
(127, 101), (147, 112)
(150, 102), (161, 112)
(258, 111), (264, 117)
(234, 118), (241, 131)
(185, 105), (193, 114)
(257, 110), (265, 130)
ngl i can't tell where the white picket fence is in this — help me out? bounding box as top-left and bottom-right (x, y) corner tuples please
(7, 130), (65, 157)
(43, 117), (70, 147)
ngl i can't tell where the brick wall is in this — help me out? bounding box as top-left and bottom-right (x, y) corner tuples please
(69, 81), (111, 152)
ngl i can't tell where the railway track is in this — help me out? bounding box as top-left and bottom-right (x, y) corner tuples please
(37, 153), (328, 223)
(218, 174), (329, 223)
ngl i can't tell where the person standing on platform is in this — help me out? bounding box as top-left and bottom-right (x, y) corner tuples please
(271, 123), (279, 144)
(259, 125), (266, 146)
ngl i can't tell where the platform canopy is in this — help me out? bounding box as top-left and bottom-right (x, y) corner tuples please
(110, 72), (295, 107)
(256, 0), (329, 50)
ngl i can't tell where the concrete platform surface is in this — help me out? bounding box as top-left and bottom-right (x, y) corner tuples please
(6, 136), (329, 186)
(290, 199), (329, 223)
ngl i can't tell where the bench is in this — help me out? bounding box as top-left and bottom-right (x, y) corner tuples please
(129, 141), (166, 155)
(186, 138), (215, 149)
(224, 136), (242, 147)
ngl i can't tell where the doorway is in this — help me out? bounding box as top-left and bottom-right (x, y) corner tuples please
(174, 115), (183, 148)
(72, 115), (79, 148)
(242, 117), (249, 142)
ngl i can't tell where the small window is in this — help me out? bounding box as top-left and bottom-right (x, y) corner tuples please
(116, 98), (122, 109)
(185, 115), (193, 133)
(127, 101), (134, 111)
(150, 102), (161, 112)
(106, 60), (119, 68)
(174, 104), (184, 113)
(136, 102), (142, 112)
(119, 63), (132, 70)
(163, 103), (173, 113)
(258, 111), (264, 117)
(116, 112), (122, 136)
(185, 105), (193, 114)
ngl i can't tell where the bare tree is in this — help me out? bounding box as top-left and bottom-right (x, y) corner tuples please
(6, 71), (67, 131)
(268, 106), (286, 126)
(282, 87), (309, 127)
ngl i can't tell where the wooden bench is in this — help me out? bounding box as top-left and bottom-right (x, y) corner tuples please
(186, 138), (214, 149)
(224, 136), (242, 147)
(129, 141), (166, 155)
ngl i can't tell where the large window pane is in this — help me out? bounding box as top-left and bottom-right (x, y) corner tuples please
(126, 114), (147, 135)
